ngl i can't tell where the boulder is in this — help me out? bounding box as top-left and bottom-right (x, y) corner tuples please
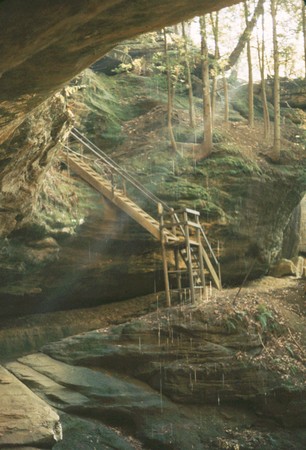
(291, 256), (305, 278)
(0, 365), (62, 447)
(6, 353), (206, 449)
(269, 258), (298, 277)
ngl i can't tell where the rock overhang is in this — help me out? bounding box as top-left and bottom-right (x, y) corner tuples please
(0, 0), (240, 144)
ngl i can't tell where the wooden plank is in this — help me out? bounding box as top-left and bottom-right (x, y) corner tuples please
(160, 212), (171, 307)
(173, 207), (200, 216)
(196, 228), (206, 288)
(186, 220), (201, 229)
(201, 245), (222, 290)
(184, 207), (200, 216)
(184, 211), (195, 303)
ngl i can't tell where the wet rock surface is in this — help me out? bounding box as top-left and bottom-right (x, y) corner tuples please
(0, 366), (62, 448)
(40, 303), (305, 426)
(2, 277), (305, 449)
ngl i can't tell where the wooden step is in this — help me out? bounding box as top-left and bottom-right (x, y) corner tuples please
(62, 151), (179, 243)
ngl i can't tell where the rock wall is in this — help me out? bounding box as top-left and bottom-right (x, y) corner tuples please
(0, 69), (305, 317)
(211, 170), (304, 284)
(0, 366), (62, 448)
(0, 135), (304, 317)
(0, 93), (71, 237)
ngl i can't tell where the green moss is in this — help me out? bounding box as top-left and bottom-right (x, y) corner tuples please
(156, 178), (209, 201)
(230, 85), (274, 120)
(70, 71), (128, 146)
(174, 126), (203, 144)
(196, 153), (262, 177)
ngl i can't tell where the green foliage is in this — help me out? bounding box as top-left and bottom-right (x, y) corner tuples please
(225, 311), (247, 332)
(288, 364), (299, 375)
(112, 62), (133, 74)
(296, 166), (306, 187)
(29, 171), (95, 238)
(230, 85), (274, 121)
(255, 304), (275, 332)
(155, 177), (209, 201)
(69, 70), (127, 146)
(197, 152), (262, 177)
(175, 126), (203, 144)
(212, 130), (224, 143)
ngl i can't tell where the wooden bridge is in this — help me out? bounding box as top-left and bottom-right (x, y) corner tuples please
(61, 128), (221, 306)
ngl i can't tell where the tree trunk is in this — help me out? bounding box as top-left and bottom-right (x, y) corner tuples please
(210, 12), (220, 123)
(182, 21), (195, 128)
(244, 0), (254, 128)
(271, 0), (281, 161)
(222, 69), (229, 123)
(302, 0), (306, 79)
(257, 8), (270, 140)
(200, 15), (213, 157)
(226, 0), (265, 70)
(163, 28), (178, 154)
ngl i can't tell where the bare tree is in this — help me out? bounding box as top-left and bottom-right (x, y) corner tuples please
(257, 5), (270, 139)
(271, 0), (281, 161)
(226, 0), (265, 69)
(210, 12), (220, 122)
(163, 28), (178, 154)
(199, 15), (213, 157)
(244, 0), (254, 127)
(209, 12), (229, 124)
(222, 68), (229, 123)
(181, 21), (196, 128)
(302, 0), (306, 79)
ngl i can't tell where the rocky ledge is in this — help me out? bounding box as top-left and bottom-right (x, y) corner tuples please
(1, 277), (305, 449)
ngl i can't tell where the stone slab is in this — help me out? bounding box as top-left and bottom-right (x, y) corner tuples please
(0, 365), (61, 447)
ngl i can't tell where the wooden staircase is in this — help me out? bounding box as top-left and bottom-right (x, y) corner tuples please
(61, 128), (221, 306)
(159, 207), (221, 305)
(62, 151), (178, 243)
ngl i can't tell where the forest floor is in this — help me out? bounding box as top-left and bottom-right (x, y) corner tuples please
(112, 97), (306, 165)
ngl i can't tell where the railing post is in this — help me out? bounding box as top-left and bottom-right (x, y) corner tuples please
(111, 171), (115, 197)
(159, 203), (171, 307)
(183, 210), (195, 303)
(170, 208), (182, 299)
(196, 215), (206, 295)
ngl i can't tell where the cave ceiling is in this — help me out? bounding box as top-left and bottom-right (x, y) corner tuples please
(0, 0), (240, 144)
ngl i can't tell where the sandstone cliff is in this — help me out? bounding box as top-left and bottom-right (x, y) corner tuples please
(0, 69), (305, 316)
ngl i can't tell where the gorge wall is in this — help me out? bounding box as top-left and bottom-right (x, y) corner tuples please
(0, 67), (305, 317)
(0, 3), (305, 449)
(0, 0), (305, 318)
